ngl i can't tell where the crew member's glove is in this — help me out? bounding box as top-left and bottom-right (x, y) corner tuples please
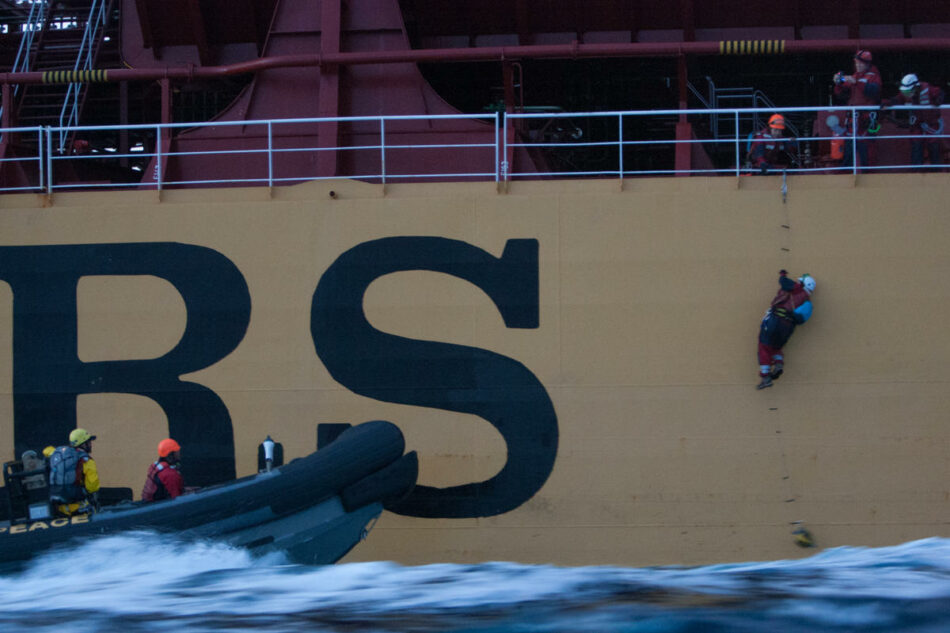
(833, 72), (843, 85)
(759, 163), (770, 175)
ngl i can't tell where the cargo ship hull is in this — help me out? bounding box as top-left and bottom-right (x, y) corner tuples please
(0, 174), (946, 565)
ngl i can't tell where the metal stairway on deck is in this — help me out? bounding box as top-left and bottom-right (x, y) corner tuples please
(12, 0), (118, 150)
(692, 77), (801, 140)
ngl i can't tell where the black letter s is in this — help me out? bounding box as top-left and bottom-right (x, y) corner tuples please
(311, 237), (557, 517)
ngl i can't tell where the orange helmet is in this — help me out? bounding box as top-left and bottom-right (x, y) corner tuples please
(158, 438), (181, 458)
(768, 114), (786, 130)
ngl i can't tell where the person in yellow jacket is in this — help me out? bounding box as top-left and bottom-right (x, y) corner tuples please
(48, 428), (100, 517)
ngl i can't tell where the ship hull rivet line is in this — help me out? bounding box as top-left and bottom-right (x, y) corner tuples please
(771, 413), (800, 539)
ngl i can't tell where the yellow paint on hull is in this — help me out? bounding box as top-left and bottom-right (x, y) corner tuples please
(0, 174), (947, 565)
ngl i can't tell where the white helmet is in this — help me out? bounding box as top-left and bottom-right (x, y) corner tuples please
(799, 274), (816, 294)
(900, 74), (919, 94)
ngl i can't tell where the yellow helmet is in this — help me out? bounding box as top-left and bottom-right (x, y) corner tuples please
(69, 428), (96, 447)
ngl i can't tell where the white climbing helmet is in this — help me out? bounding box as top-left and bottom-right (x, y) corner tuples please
(900, 74), (919, 94)
(799, 274), (816, 294)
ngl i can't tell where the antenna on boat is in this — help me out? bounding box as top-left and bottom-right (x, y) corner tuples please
(257, 436), (284, 473)
(263, 436), (275, 471)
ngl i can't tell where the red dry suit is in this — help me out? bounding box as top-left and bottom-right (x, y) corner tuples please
(758, 272), (813, 379)
(834, 64), (882, 167)
(834, 64), (882, 128)
(141, 459), (184, 502)
(749, 131), (800, 170)
(883, 81), (944, 133)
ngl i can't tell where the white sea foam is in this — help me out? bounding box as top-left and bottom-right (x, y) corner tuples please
(0, 533), (946, 631)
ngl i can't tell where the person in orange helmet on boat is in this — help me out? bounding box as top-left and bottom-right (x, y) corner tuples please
(142, 438), (185, 502)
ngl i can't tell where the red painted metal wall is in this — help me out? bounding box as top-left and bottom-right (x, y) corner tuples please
(400, 0), (950, 45)
(2, 1), (948, 187)
(133, 0), (531, 184)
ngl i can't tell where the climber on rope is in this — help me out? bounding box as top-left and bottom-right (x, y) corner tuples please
(757, 270), (816, 390)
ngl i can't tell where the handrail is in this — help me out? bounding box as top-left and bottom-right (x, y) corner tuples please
(0, 106), (945, 193)
(686, 81), (711, 110)
(700, 79), (800, 141)
(505, 105), (948, 178)
(10, 0), (47, 94)
(0, 0), (49, 139)
(58, 0), (108, 152)
(4, 38), (950, 86)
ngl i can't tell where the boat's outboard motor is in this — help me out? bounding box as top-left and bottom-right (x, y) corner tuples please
(2, 451), (51, 522)
(257, 436), (284, 473)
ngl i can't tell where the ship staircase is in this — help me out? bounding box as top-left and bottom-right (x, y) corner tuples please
(688, 77), (803, 167)
(5, 0), (119, 153)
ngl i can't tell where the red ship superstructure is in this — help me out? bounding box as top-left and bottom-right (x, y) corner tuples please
(0, 1), (947, 188)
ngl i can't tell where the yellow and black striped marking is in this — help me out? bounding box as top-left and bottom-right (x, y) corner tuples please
(42, 69), (109, 84)
(719, 40), (786, 55)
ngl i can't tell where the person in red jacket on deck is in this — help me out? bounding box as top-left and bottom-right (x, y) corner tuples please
(748, 114), (800, 174)
(757, 271), (816, 390)
(142, 438), (185, 502)
(833, 50), (882, 169)
(882, 73), (945, 170)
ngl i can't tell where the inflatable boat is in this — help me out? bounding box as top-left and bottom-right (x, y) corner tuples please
(0, 420), (417, 570)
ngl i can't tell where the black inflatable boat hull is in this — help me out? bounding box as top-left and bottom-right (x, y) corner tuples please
(0, 421), (416, 568)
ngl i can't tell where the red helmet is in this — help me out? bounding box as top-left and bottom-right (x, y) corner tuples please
(768, 114), (786, 130)
(854, 50), (872, 62)
(158, 438), (181, 458)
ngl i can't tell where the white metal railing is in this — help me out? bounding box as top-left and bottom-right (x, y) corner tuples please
(0, 126), (45, 191)
(0, 106), (946, 193)
(39, 113), (499, 192)
(505, 104), (947, 178)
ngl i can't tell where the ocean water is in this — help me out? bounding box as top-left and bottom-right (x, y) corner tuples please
(0, 535), (947, 632)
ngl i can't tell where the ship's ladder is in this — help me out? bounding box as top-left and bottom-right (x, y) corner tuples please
(6, 0), (117, 152)
(689, 76), (801, 141)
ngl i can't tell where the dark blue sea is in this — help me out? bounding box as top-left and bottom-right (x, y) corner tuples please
(0, 534), (947, 632)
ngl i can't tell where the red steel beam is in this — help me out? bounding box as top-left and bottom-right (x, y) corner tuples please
(317, 0), (342, 178)
(2, 38), (950, 85)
